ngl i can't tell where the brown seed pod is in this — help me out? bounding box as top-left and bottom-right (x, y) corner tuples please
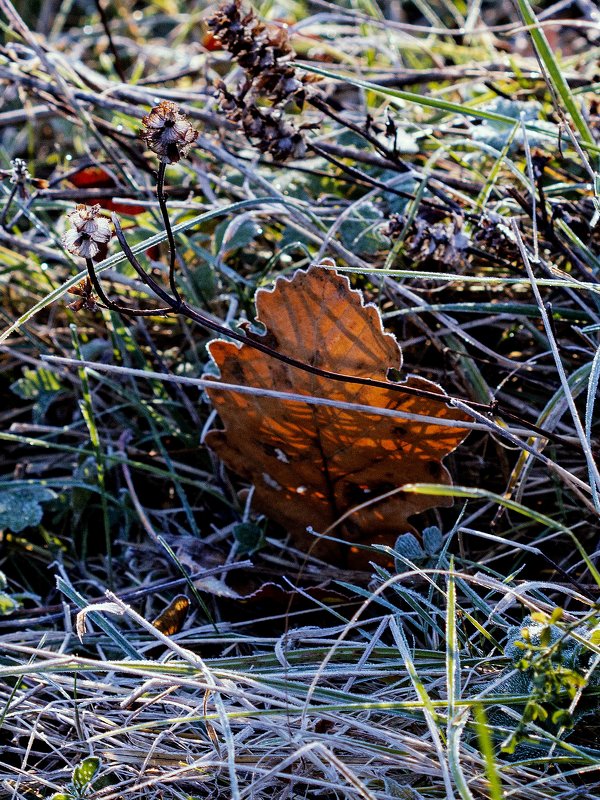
(62, 204), (112, 262)
(141, 101), (198, 164)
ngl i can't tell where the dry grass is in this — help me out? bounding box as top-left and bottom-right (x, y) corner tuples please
(1, 0), (600, 797)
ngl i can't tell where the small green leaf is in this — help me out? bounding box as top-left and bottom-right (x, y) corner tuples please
(233, 522), (265, 555)
(0, 591), (19, 615)
(552, 709), (573, 727)
(540, 627), (551, 648)
(393, 533), (424, 570)
(72, 756), (101, 792)
(422, 526), (443, 557)
(500, 733), (519, 754)
(527, 702), (547, 722)
(550, 607), (564, 624)
(50, 793), (73, 800)
(11, 367), (65, 423)
(214, 216), (261, 255)
(0, 485), (56, 533)
(11, 366), (61, 400)
(0, 570), (19, 615)
(531, 611), (549, 624)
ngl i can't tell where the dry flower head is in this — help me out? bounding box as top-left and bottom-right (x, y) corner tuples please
(67, 277), (99, 313)
(62, 204), (112, 261)
(141, 101), (198, 163)
(10, 158), (30, 185)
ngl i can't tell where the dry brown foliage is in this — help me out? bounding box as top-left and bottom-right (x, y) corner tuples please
(204, 266), (469, 564)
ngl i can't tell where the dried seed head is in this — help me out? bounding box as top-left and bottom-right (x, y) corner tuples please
(209, 1), (293, 78)
(67, 277), (99, 313)
(62, 204), (112, 262)
(387, 212), (472, 270)
(208, 1), (314, 161)
(10, 158), (30, 185)
(141, 101), (198, 163)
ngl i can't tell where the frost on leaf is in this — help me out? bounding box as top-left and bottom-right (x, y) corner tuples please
(203, 266), (469, 564)
(0, 485), (56, 533)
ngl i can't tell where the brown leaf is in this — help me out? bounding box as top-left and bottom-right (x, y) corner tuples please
(152, 594), (190, 636)
(204, 266), (469, 565)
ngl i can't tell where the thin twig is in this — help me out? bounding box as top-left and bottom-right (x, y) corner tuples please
(106, 221), (492, 411)
(103, 216), (578, 447)
(93, 0), (127, 82)
(309, 94), (461, 212)
(42, 354), (491, 431)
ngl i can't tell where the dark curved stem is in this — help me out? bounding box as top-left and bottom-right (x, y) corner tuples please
(309, 95), (398, 165)
(308, 94), (461, 213)
(156, 161), (181, 303)
(94, 0), (127, 82)
(107, 220), (576, 448)
(112, 214), (179, 307)
(178, 297), (484, 407)
(109, 225), (483, 409)
(309, 142), (416, 201)
(85, 257), (172, 317)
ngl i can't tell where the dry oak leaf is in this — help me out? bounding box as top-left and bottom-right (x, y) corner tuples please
(204, 266), (469, 565)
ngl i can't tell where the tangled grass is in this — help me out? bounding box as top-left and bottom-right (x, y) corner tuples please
(1, 0), (600, 797)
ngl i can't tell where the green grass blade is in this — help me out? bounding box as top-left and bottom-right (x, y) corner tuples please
(56, 578), (141, 659)
(402, 483), (600, 587)
(294, 62), (600, 155)
(585, 346), (600, 510)
(514, 0), (595, 147)
(446, 559), (475, 800)
(389, 616), (455, 796)
(472, 704), (504, 800)
(70, 324), (112, 584)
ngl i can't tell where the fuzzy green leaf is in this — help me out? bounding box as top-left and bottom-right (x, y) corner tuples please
(72, 757), (101, 792)
(0, 485), (56, 533)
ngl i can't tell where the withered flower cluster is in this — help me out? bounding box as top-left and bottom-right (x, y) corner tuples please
(208, 0), (313, 161)
(9, 158), (30, 185)
(62, 204), (112, 262)
(141, 100), (199, 164)
(472, 213), (520, 263)
(67, 277), (99, 313)
(385, 212), (472, 270)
